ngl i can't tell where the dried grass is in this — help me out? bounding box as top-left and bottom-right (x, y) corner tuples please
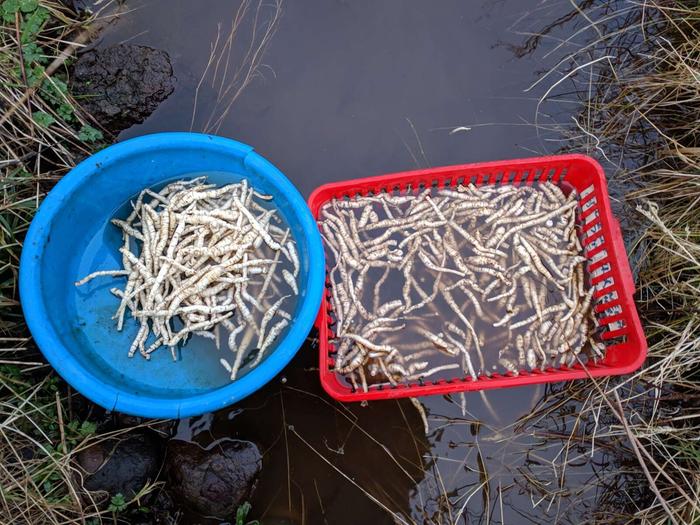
(0, 2), (131, 523)
(515, 1), (700, 523)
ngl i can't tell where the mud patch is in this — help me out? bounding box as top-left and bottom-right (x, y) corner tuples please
(166, 438), (262, 519)
(77, 431), (164, 499)
(71, 44), (175, 133)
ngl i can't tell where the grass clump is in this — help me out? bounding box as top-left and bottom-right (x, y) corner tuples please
(520, 1), (700, 523)
(0, 2), (125, 523)
(1, 0), (106, 337)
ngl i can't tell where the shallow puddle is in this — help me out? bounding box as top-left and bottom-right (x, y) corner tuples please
(94, 1), (617, 522)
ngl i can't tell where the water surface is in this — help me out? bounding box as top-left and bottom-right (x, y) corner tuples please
(96, 1), (614, 522)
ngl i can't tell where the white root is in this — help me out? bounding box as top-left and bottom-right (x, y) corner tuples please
(321, 181), (598, 388)
(256, 318), (289, 365)
(286, 240), (300, 277)
(410, 397), (429, 435)
(76, 177), (299, 380)
(282, 269), (298, 295)
(75, 270), (130, 287)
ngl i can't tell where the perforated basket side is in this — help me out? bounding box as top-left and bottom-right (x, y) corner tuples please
(309, 154), (647, 402)
(561, 157), (646, 374)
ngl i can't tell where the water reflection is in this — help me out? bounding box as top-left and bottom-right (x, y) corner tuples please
(177, 341), (429, 523)
(173, 339), (611, 523)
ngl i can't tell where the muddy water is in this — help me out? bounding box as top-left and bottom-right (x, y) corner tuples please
(95, 1), (613, 523)
(318, 183), (595, 390)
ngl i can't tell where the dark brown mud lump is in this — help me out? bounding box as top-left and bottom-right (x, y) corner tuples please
(77, 431), (164, 498)
(70, 44), (175, 132)
(165, 438), (262, 519)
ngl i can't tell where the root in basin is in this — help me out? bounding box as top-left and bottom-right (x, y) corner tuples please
(320, 182), (602, 392)
(76, 176), (299, 380)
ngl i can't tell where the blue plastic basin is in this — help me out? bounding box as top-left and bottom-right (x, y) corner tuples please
(19, 133), (324, 418)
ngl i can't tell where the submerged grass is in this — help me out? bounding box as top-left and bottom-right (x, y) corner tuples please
(517, 1), (700, 523)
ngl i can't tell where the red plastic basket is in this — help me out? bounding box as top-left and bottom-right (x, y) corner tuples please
(308, 154), (647, 402)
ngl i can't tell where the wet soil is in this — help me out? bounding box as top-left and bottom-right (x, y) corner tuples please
(166, 439), (262, 519)
(71, 44), (175, 133)
(78, 431), (163, 500)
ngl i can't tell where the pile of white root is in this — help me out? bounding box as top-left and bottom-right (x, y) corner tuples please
(320, 182), (604, 392)
(76, 177), (299, 380)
